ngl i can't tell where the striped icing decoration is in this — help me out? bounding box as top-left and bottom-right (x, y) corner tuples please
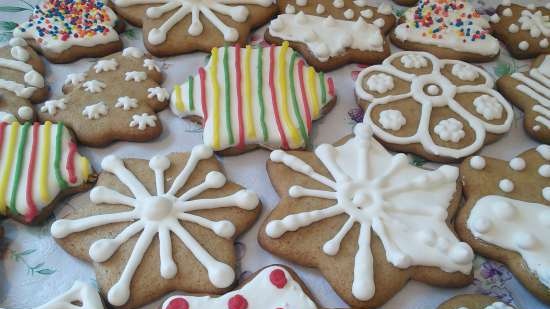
(170, 42), (336, 151)
(0, 121), (91, 222)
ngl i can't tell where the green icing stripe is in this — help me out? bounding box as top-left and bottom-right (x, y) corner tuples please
(188, 76), (194, 111)
(9, 122), (30, 214)
(256, 46), (268, 142)
(319, 71), (327, 106)
(54, 123), (69, 190)
(289, 52), (308, 144)
(223, 45), (235, 145)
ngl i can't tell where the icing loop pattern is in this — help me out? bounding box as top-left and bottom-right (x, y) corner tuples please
(0, 38), (45, 99)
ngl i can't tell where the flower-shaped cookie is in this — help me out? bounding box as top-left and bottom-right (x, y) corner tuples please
(111, 0), (277, 56)
(51, 145), (260, 309)
(38, 47), (169, 147)
(438, 295), (516, 309)
(258, 123), (474, 308)
(355, 51), (513, 162)
(455, 145), (550, 304)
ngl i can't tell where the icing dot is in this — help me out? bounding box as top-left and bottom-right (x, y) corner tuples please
(373, 18), (385, 28)
(17, 106), (33, 121)
(332, 0), (344, 8)
(509, 157), (526, 171)
(502, 8), (512, 16)
(540, 39), (549, 48)
(315, 4), (325, 14)
(508, 23), (519, 33)
(498, 179), (514, 193)
(285, 4), (295, 13)
(228, 295), (248, 309)
(296, 0), (307, 6)
(377, 2), (392, 15)
(427, 84), (439, 95)
(469, 156), (486, 170)
(166, 298), (189, 309)
(269, 269), (288, 288)
(539, 164), (550, 177)
(515, 232), (538, 250)
(543, 187), (550, 202)
(518, 41), (529, 50)
(360, 9), (373, 18)
(489, 14), (500, 23)
(472, 217), (492, 233)
(537, 145), (550, 160)
(344, 8), (355, 19)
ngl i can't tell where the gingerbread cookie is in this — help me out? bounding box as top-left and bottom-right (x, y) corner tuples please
(393, 0), (418, 6)
(497, 54), (550, 143)
(391, 0), (500, 62)
(35, 281), (104, 309)
(51, 145), (260, 308)
(265, 0), (395, 71)
(38, 47), (168, 147)
(170, 42), (336, 155)
(161, 265), (323, 309)
(488, 1), (550, 59)
(455, 145), (550, 304)
(0, 121), (94, 224)
(111, 0), (277, 57)
(258, 123), (474, 308)
(438, 295), (517, 309)
(0, 37), (48, 122)
(13, 0), (123, 63)
(354, 51), (513, 163)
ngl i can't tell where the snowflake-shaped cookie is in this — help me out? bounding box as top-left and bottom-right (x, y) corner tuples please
(111, 0), (277, 56)
(38, 47), (169, 147)
(355, 51), (513, 162)
(51, 145), (260, 308)
(489, 1), (550, 59)
(456, 145), (550, 304)
(259, 123), (474, 308)
(265, 0), (395, 71)
(35, 281), (104, 309)
(497, 54), (550, 143)
(438, 295), (516, 309)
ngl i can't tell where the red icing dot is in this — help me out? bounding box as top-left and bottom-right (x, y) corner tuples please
(228, 295), (248, 309)
(166, 297), (189, 309)
(269, 269), (288, 289)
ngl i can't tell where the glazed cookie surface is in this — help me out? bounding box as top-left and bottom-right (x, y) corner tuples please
(258, 123), (474, 308)
(51, 145), (261, 309)
(13, 0), (123, 63)
(38, 47), (169, 147)
(355, 51), (513, 162)
(265, 0), (395, 71)
(456, 145), (550, 303)
(170, 42), (337, 155)
(438, 294), (517, 309)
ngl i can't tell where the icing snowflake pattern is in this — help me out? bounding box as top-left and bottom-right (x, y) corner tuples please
(82, 102), (108, 119)
(148, 87), (170, 101)
(82, 80), (106, 93)
(51, 145), (260, 306)
(130, 113), (158, 130)
(115, 96), (139, 110)
(434, 118), (465, 143)
(41, 99), (67, 115)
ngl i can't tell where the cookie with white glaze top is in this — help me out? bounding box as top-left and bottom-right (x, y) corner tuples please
(170, 42), (337, 155)
(51, 145), (261, 309)
(264, 0), (395, 71)
(390, 0), (500, 62)
(488, 1), (550, 59)
(0, 38), (48, 123)
(438, 295), (517, 309)
(38, 47), (169, 147)
(13, 0), (124, 64)
(497, 54), (550, 143)
(110, 0), (277, 57)
(34, 281), (105, 309)
(258, 123), (474, 308)
(455, 145), (550, 304)
(354, 51), (513, 163)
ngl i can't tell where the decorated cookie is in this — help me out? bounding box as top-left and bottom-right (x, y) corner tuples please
(488, 1), (550, 59)
(51, 145), (261, 308)
(265, 0), (396, 71)
(0, 37), (48, 122)
(438, 294), (517, 309)
(497, 54), (550, 143)
(393, 0), (418, 6)
(161, 265), (323, 309)
(170, 42), (336, 155)
(391, 0), (500, 62)
(34, 281), (104, 309)
(455, 145), (550, 303)
(258, 123), (474, 308)
(111, 0), (277, 57)
(354, 51), (513, 163)
(38, 48), (168, 147)
(13, 0), (123, 63)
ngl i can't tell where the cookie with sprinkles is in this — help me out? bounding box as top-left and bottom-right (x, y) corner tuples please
(264, 0), (396, 71)
(438, 295), (517, 309)
(110, 0), (277, 57)
(391, 0), (500, 62)
(170, 42), (337, 155)
(455, 146), (550, 304)
(38, 47), (169, 147)
(13, 0), (124, 63)
(0, 121), (95, 225)
(488, 1), (550, 59)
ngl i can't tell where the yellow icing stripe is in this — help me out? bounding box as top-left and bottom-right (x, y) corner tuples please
(39, 121), (52, 204)
(210, 47), (221, 149)
(277, 42), (301, 146)
(244, 45), (256, 139)
(307, 67), (320, 118)
(174, 84), (185, 112)
(80, 156), (90, 181)
(0, 122), (20, 214)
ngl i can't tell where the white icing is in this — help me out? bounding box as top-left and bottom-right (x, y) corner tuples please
(115, 96), (139, 110)
(316, 4), (325, 14)
(82, 80), (106, 93)
(490, 14), (501, 23)
(469, 156), (486, 170)
(452, 63), (480, 81)
(64, 73), (87, 86)
(94, 58), (118, 73)
(400, 54), (428, 69)
(538, 164), (550, 177)
(508, 23), (519, 33)
(541, 38), (550, 48)
(353, 0), (367, 7)
(0, 49), (45, 98)
(129, 113), (157, 130)
(509, 157), (526, 171)
(0, 112), (17, 123)
(498, 178), (514, 192)
(503, 8), (513, 16)
(148, 87), (170, 101)
(11, 46), (29, 62)
(125, 71), (148, 82)
(17, 106), (33, 120)
(366, 73), (394, 93)
(266, 123), (473, 301)
(544, 187), (550, 201)
(537, 144), (550, 160)
(35, 281), (104, 309)
(344, 9), (355, 19)
(285, 4), (296, 13)
(473, 95), (504, 120)
(296, 0), (307, 6)
(519, 41), (530, 50)
(82, 102), (108, 120)
(427, 84), (439, 95)
(122, 47), (144, 58)
(361, 9), (373, 18)
(332, 0), (344, 8)
(458, 301), (515, 309)
(434, 118), (465, 143)
(517, 10), (550, 48)
(143, 59), (161, 72)
(9, 37), (27, 47)
(40, 98), (67, 115)
(379, 110), (406, 131)
(377, 2), (392, 15)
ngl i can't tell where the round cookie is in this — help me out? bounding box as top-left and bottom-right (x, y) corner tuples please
(438, 295), (517, 309)
(51, 145), (261, 309)
(354, 51), (513, 163)
(258, 123), (474, 308)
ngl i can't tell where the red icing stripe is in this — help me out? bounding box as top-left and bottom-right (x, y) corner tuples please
(66, 141), (77, 184)
(268, 46), (289, 149)
(327, 77), (335, 97)
(235, 44), (245, 149)
(24, 123), (40, 222)
(199, 67), (208, 123)
(297, 59), (312, 132)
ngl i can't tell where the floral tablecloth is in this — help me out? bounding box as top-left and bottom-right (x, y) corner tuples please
(0, 0), (548, 308)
